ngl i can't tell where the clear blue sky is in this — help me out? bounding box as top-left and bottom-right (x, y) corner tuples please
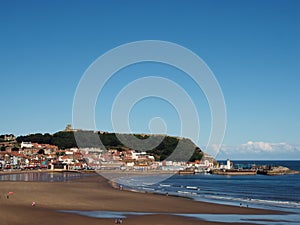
(1, 0), (299, 159)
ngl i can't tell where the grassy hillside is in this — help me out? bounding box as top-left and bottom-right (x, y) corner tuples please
(16, 131), (203, 162)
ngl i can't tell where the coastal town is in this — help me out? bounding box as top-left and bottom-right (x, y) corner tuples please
(0, 132), (216, 173)
(0, 132), (297, 176)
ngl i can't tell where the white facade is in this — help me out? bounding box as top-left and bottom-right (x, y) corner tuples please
(226, 159), (232, 169)
(21, 142), (33, 148)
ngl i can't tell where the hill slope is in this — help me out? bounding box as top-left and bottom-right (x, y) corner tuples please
(16, 131), (204, 162)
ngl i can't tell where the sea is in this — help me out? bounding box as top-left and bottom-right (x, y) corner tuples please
(0, 171), (87, 182)
(116, 161), (300, 213)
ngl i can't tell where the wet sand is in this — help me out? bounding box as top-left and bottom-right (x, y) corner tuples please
(0, 175), (284, 225)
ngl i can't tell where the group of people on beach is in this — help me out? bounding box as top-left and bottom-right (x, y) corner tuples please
(4, 192), (36, 207)
(239, 202), (249, 208)
(114, 218), (123, 224)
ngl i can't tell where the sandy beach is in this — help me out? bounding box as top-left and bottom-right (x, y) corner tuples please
(0, 174), (285, 225)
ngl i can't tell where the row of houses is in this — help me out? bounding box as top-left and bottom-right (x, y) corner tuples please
(82, 147), (215, 171)
(0, 141), (86, 170)
(0, 141), (216, 172)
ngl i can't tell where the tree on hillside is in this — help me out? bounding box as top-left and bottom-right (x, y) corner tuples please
(12, 147), (19, 151)
(38, 149), (45, 155)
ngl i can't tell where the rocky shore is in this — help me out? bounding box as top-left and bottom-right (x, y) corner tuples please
(257, 166), (300, 175)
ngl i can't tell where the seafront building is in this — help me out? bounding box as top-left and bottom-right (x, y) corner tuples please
(0, 139), (215, 172)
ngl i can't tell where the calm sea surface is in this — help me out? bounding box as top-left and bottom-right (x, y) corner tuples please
(120, 161), (300, 213)
(0, 171), (89, 182)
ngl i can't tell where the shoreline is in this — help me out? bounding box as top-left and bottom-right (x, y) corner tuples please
(0, 172), (294, 225)
(1, 170), (298, 208)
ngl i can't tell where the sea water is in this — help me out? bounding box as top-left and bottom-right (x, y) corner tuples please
(0, 171), (90, 182)
(59, 210), (300, 225)
(117, 161), (300, 213)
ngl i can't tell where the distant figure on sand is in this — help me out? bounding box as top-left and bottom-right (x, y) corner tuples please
(114, 218), (123, 224)
(32, 201), (36, 206)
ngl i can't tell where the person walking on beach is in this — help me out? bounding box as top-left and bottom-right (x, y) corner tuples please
(114, 218), (124, 224)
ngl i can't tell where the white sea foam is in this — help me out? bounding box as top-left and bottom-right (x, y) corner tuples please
(186, 186), (198, 190)
(159, 184), (171, 187)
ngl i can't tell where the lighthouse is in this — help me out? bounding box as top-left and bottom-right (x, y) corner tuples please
(226, 159), (231, 169)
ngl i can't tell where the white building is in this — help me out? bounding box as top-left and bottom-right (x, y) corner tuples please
(226, 159), (232, 169)
(220, 159), (232, 170)
(131, 151), (147, 160)
(21, 142), (33, 148)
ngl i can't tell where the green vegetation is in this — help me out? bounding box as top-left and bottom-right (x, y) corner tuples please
(16, 131), (203, 162)
(16, 133), (52, 144)
(0, 134), (15, 142)
(11, 147), (19, 151)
